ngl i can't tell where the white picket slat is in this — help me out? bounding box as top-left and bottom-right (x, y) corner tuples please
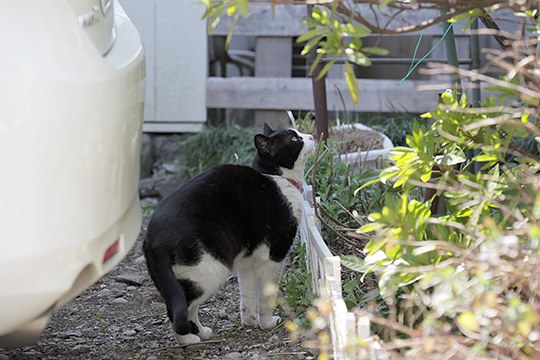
(299, 185), (387, 359)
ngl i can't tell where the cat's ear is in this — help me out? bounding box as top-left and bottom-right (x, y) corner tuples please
(254, 134), (272, 156)
(263, 123), (274, 136)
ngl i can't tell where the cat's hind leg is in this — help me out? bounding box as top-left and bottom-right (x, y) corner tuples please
(188, 305), (213, 340)
(237, 270), (258, 327)
(255, 260), (282, 329)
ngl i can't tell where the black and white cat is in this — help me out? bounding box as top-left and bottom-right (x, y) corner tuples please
(143, 124), (315, 344)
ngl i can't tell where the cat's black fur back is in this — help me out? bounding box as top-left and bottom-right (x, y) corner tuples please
(143, 124), (314, 344)
(145, 164), (297, 271)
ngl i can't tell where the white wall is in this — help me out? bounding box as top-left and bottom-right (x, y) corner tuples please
(118, 0), (207, 132)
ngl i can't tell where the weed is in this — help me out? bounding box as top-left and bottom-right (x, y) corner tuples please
(279, 242), (314, 327)
(141, 202), (155, 217)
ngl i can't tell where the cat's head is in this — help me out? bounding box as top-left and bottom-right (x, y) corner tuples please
(253, 123), (315, 176)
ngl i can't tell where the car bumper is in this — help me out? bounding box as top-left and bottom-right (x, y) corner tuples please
(0, 194), (141, 348)
(0, 0), (145, 345)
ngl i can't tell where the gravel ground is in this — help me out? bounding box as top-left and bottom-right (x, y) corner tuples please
(0, 211), (312, 360)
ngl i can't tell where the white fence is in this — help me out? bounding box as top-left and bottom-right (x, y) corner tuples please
(299, 185), (387, 360)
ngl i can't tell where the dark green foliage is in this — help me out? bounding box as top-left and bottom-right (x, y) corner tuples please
(179, 125), (256, 181)
(360, 112), (418, 147)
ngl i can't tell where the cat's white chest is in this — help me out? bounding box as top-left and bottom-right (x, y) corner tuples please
(270, 176), (304, 224)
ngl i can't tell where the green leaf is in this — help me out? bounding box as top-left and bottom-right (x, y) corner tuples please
(354, 177), (381, 195)
(341, 256), (368, 273)
(345, 49), (371, 66)
(316, 60), (337, 80)
(474, 154), (498, 162)
(379, 0), (394, 10)
(341, 23), (371, 38)
(296, 28), (326, 44)
(457, 311), (480, 332)
(236, 0), (249, 17)
(362, 47), (389, 56)
(435, 147), (467, 166)
(344, 61), (359, 104)
(226, 3), (236, 16)
(359, 222), (384, 233)
(300, 35), (324, 56)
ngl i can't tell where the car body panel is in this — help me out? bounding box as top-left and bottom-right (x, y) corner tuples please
(0, 0), (145, 345)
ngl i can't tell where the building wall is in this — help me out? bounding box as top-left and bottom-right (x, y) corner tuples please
(118, 0), (207, 132)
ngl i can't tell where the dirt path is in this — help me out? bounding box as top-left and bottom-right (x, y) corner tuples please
(0, 214), (311, 360)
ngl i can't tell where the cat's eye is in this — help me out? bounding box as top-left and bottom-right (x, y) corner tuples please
(291, 136), (298, 142)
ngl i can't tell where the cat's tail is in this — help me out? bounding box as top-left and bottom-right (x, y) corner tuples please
(143, 244), (191, 335)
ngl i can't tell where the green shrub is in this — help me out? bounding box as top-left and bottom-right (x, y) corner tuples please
(343, 90), (540, 358)
(179, 125), (256, 181)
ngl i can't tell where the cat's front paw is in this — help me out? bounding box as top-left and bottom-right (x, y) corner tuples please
(259, 315), (280, 329)
(174, 333), (201, 345)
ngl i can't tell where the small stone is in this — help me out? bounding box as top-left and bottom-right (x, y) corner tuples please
(185, 343), (205, 351)
(110, 282), (128, 290)
(68, 330), (83, 338)
(122, 329), (137, 337)
(172, 347), (184, 355)
(268, 334), (280, 345)
(20, 351), (38, 356)
(146, 356), (159, 360)
(112, 297), (128, 304)
(115, 274), (145, 287)
(73, 345), (91, 353)
(135, 255), (146, 265)
(109, 325), (121, 333)
(98, 288), (113, 297)
(162, 162), (177, 173)
(250, 354), (262, 360)
(218, 309), (229, 320)
(225, 352), (242, 359)
(127, 286), (137, 291)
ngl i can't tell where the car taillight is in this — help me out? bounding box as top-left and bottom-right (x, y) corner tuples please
(103, 238), (120, 264)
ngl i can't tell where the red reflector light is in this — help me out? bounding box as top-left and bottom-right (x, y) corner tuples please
(103, 239), (120, 264)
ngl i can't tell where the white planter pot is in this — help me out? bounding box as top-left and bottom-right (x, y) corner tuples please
(334, 123), (394, 170)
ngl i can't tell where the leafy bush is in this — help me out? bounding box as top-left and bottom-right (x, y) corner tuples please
(362, 113), (417, 147)
(343, 90), (540, 358)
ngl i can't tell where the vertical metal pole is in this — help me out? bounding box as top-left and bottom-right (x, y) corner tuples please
(307, 5), (329, 142)
(471, 16), (483, 174)
(441, 9), (462, 94)
(471, 17), (482, 107)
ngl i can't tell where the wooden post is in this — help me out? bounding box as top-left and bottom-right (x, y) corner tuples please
(254, 37), (293, 128)
(306, 5), (329, 141)
(311, 61), (329, 142)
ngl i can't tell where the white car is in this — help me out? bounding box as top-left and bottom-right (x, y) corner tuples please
(0, 0), (145, 347)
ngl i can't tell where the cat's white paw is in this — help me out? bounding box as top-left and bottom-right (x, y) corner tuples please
(241, 313), (258, 327)
(198, 326), (213, 340)
(259, 315), (280, 329)
(174, 333), (201, 345)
